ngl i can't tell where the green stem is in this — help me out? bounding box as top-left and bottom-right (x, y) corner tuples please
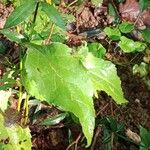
(17, 54), (23, 112)
(44, 23), (55, 44)
(33, 2), (39, 23)
(24, 94), (30, 125)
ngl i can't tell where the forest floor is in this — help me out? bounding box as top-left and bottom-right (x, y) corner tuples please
(0, 0), (150, 150)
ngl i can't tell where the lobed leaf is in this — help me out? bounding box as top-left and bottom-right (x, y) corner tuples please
(22, 43), (95, 146)
(81, 53), (127, 104)
(23, 42), (127, 146)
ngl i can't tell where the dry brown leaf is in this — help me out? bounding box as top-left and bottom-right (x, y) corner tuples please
(119, 0), (150, 29)
(126, 129), (141, 144)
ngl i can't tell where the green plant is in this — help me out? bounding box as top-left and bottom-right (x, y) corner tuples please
(0, 0), (128, 148)
(140, 127), (150, 150)
(97, 117), (125, 149)
(104, 26), (147, 53)
(133, 62), (150, 89)
(97, 117), (150, 150)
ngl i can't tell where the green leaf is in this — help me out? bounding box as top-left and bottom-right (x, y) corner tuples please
(41, 2), (66, 30)
(108, 3), (119, 22)
(4, 1), (36, 29)
(51, 33), (65, 43)
(32, 8), (50, 34)
(0, 114), (32, 150)
(0, 41), (6, 54)
(104, 27), (121, 41)
(41, 113), (68, 126)
(142, 27), (150, 43)
(103, 127), (111, 150)
(88, 42), (106, 59)
(22, 43), (95, 146)
(116, 0), (125, 3)
(140, 127), (150, 150)
(0, 91), (11, 112)
(13, 0), (35, 7)
(81, 53), (127, 104)
(0, 29), (26, 43)
(119, 22), (134, 33)
(91, 0), (103, 5)
(118, 36), (146, 53)
(133, 62), (148, 77)
(139, 0), (150, 11)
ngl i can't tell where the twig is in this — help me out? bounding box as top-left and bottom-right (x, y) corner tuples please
(66, 133), (82, 150)
(67, 0), (78, 8)
(44, 23), (55, 45)
(96, 103), (109, 117)
(134, 12), (142, 27)
(90, 126), (101, 150)
(17, 56), (23, 112)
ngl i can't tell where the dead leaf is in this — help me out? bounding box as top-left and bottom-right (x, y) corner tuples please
(119, 0), (150, 29)
(126, 129), (141, 144)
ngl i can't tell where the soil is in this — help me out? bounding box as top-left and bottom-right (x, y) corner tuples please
(0, 0), (150, 150)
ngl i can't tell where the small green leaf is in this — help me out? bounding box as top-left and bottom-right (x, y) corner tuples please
(139, 0), (150, 11)
(103, 127), (111, 150)
(133, 62), (148, 77)
(118, 36), (146, 53)
(4, 1), (36, 28)
(41, 113), (68, 126)
(41, 2), (66, 30)
(108, 3), (119, 22)
(119, 22), (134, 33)
(0, 114), (32, 150)
(0, 41), (6, 54)
(91, 0), (103, 5)
(81, 53), (127, 104)
(140, 127), (150, 150)
(88, 42), (106, 59)
(142, 27), (150, 43)
(0, 29), (26, 43)
(104, 27), (121, 41)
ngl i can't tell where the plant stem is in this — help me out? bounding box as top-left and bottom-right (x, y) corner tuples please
(33, 2), (39, 23)
(17, 82), (22, 111)
(17, 48), (23, 112)
(24, 94), (30, 125)
(67, 0), (77, 7)
(44, 23), (55, 44)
